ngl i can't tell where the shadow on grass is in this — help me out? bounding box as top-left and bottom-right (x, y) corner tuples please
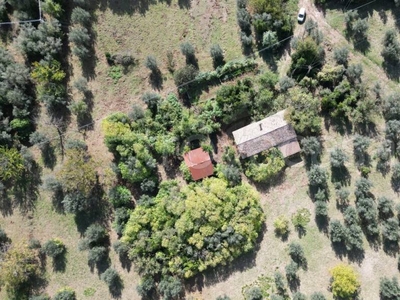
(0, 191), (13, 216)
(109, 276), (124, 299)
(53, 252), (68, 273)
(149, 68), (163, 90)
(42, 144), (57, 170)
(117, 251), (132, 272)
(13, 160), (42, 215)
(287, 276), (300, 293)
(331, 166), (351, 186)
(383, 240), (399, 257)
(331, 241), (347, 260)
(347, 248), (365, 265)
(315, 215), (329, 235)
(178, 0), (191, 9)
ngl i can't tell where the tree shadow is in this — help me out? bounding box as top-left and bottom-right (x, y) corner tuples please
(383, 61), (400, 81)
(96, 0), (158, 15)
(383, 240), (399, 257)
(287, 276), (300, 292)
(51, 189), (65, 214)
(0, 191), (13, 216)
(391, 177), (400, 193)
(13, 160), (42, 214)
(77, 113), (95, 131)
(347, 248), (365, 265)
(377, 161), (390, 177)
(53, 251), (68, 273)
(315, 215), (329, 235)
(353, 38), (371, 54)
(117, 250), (132, 272)
(109, 275), (124, 299)
(331, 166), (351, 186)
(42, 144), (57, 170)
(331, 241), (347, 260)
(178, 0), (191, 9)
(149, 68), (163, 90)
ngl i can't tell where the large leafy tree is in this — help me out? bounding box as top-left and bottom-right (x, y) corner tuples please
(122, 178), (264, 279)
(290, 37), (324, 80)
(0, 243), (41, 298)
(0, 147), (24, 182)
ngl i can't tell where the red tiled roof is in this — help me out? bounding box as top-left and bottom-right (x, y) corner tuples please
(183, 148), (214, 181)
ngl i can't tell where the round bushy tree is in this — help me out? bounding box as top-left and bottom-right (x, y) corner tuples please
(245, 286), (263, 300)
(136, 276), (155, 298)
(308, 165), (328, 187)
(292, 292), (307, 300)
(382, 218), (400, 242)
(379, 277), (400, 300)
(274, 271), (286, 295)
(43, 238), (65, 258)
(334, 47), (349, 66)
(101, 268), (121, 289)
(71, 7), (91, 25)
(158, 276), (183, 300)
(144, 55), (158, 72)
(330, 148), (348, 168)
(330, 264), (360, 299)
(329, 220), (346, 244)
(285, 261), (299, 283)
(273, 215), (290, 237)
(288, 242), (306, 266)
(378, 197), (394, 220)
(210, 44), (225, 68)
(88, 246), (107, 265)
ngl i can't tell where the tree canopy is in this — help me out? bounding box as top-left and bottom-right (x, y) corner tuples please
(122, 178), (264, 279)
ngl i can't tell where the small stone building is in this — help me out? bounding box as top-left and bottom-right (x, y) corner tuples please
(232, 110), (301, 159)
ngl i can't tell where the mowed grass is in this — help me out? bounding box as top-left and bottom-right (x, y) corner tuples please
(89, 0), (242, 120)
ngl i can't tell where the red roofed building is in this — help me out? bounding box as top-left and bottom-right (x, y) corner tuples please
(183, 148), (214, 181)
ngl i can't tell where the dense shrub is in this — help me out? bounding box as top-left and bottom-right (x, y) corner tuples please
(345, 224), (364, 251)
(274, 271), (286, 295)
(245, 286), (263, 300)
(79, 224), (108, 251)
(113, 207), (131, 236)
(69, 27), (91, 60)
(315, 201), (328, 218)
(144, 55), (158, 72)
(382, 29), (400, 64)
(354, 177), (372, 199)
(292, 292), (307, 300)
(174, 64), (199, 87)
(353, 134), (370, 166)
(375, 140), (392, 173)
(279, 76), (295, 92)
(292, 208), (311, 233)
(343, 206), (358, 226)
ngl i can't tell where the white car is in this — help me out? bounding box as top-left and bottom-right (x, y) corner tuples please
(298, 7), (306, 23)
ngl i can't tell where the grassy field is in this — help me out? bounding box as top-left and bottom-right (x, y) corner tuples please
(3, 0), (400, 299)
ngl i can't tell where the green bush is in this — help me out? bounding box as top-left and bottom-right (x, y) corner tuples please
(378, 197), (394, 220)
(274, 271), (286, 295)
(288, 242), (306, 266)
(330, 148), (348, 168)
(245, 148), (285, 182)
(285, 261), (299, 283)
(88, 246), (107, 264)
(136, 276), (155, 297)
(210, 44), (225, 68)
(292, 208), (311, 232)
(310, 292), (326, 300)
(144, 55), (158, 72)
(71, 7), (91, 25)
(113, 207), (131, 236)
(333, 47), (349, 66)
(273, 215), (290, 237)
(245, 286), (263, 300)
